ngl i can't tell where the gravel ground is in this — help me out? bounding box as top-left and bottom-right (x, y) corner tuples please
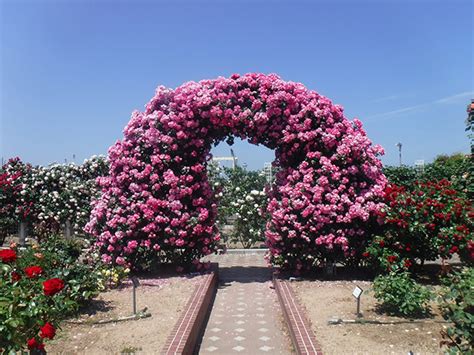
(292, 280), (447, 355)
(47, 274), (201, 354)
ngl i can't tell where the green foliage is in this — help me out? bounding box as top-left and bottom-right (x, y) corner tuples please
(439, 268), (474, 354)
(0, 236), (103, 351)
(425, 153), (471, 195)
(209, 164), (269, 248)
(383, 153), (471, 197)
(372, 271), (433, 318)
(382, 165), (419, 187)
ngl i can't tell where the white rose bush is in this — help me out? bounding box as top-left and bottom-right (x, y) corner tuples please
(233, 189), (268, 248)
(210, 165), (269, 248)
(0, 156), (109, 242)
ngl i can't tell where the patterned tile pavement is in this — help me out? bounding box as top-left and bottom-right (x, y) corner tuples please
(198, 252), (293, 354)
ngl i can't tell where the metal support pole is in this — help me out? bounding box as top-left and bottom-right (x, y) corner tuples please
(19, 222), (27, 246)
(131, 276), (139, 315)
(133, 284), (137, 315)
(357, 297), (361, 317)
(64, 220), (72, 239)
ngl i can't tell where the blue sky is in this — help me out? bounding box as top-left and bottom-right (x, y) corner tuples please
(1, 0), (472, 170)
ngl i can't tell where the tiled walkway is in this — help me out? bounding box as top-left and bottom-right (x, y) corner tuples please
(198, 252), (293, 354)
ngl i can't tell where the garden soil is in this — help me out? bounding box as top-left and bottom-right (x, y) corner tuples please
(47, 275), (197, 354)
(293, 280), (446, 355)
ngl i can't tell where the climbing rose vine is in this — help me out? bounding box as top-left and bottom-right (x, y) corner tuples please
(86, 73), (387, 271)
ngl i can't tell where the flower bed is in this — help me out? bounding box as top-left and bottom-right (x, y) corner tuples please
(292, 280), (446, 354)
(47, 275), (198, 353)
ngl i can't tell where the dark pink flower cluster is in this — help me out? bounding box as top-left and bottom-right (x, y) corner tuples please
(86, 73), (386, 270)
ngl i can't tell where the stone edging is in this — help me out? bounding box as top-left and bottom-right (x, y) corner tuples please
(273, 276), (323, 355)
(161, 265), (218, 355)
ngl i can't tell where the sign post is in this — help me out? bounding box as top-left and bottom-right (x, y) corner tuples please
(131, 276), (140, 315)
(352, 286), (363, 317)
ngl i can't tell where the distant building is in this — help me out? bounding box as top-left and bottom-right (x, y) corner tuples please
(414, 160), (425, 175)
(263, 162), (273, 184)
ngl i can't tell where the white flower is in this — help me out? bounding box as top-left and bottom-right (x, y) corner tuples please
(235, 187), (241, 192)
(250, 190), (259, 195)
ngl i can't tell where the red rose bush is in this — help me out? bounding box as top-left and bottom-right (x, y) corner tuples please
(0, 237), (103, 352)
(365, 179), (473, 272)
(86, 73), (386, 271)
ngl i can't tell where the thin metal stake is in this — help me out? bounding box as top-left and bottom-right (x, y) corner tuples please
(132, 284), (137, 315)
(131, 276), (140, 315)
(19, 222), (27, 246)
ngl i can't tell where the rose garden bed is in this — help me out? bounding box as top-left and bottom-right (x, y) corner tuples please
(292, 280), (446, 355)
(47, 275), (199, 354)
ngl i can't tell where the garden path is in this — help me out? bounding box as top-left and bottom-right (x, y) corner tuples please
(198, 251), (293, 354)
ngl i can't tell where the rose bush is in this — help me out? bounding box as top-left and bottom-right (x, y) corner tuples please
(0, 158), (34, 244)
(0, 156), (108, 242)
(232, 188), (269, 248)
(364, 180), (473, 273)
(439, 267), (474, 354)
(0, 237), (103, 352)
(210, 165), (269, 248)
(86, 73), (386, 271)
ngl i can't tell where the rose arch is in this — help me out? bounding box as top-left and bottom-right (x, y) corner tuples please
(86, 73), (387, 271)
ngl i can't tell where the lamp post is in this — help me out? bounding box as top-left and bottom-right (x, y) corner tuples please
(396, 142), (402, 166)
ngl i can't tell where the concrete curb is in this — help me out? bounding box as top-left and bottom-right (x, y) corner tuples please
(161, 264), (218, 355)
(273, 275), (323, 355)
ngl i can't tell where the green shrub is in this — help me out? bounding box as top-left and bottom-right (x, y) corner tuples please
(439, 268), (474, 354)
(373, 271), (433, 317)
(383, 153), (471, 196)
(382, 165), (419, 187)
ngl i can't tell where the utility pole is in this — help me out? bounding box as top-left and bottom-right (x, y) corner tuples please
(467, 99), (474, 155)
(396, 142), (402, 166)
(230, 149), (237, 170)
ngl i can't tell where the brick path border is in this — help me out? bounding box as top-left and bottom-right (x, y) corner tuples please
(273, 275), (323, 355)
(161, 264), (218, 355)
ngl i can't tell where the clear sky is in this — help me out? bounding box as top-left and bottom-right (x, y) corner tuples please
(1, 0), (472, 170)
